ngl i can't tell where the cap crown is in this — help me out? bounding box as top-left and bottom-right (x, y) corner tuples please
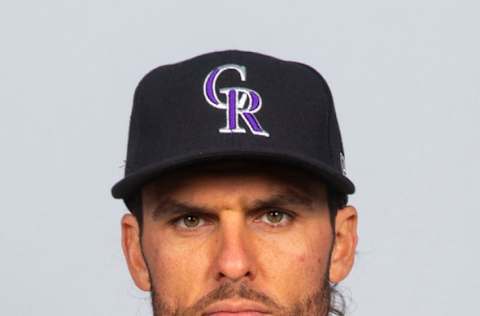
(112, 50), (354, 199)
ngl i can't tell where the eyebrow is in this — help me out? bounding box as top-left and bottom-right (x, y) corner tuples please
(150, 188), (315, 221)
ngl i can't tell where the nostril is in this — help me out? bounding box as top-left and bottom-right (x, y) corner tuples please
(217, 269), (253, 283)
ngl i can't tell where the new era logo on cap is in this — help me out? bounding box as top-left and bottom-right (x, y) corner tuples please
(203, 64), (270, 137)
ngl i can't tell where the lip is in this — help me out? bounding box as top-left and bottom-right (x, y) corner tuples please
(202, 299), (271, 316)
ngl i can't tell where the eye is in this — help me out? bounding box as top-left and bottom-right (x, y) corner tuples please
(171, 213), (208, 230)
(170, 209), (296, 231)
(257, 208), (295, 227)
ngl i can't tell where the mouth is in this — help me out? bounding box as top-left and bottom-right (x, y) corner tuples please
(202, 299), (271, 316)
(206, 313), (269, 316)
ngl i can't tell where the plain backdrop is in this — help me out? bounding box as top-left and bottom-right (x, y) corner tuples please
(1, 1), (479, 315)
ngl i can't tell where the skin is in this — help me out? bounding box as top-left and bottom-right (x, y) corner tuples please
(121, 161), (358, 316)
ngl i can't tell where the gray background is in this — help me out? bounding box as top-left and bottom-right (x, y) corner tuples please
(1, 1), (478, 315)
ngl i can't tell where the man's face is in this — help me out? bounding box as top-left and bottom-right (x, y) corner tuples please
(121, 162), (358, 316)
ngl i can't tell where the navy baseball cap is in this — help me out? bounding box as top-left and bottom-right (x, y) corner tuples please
(111, 50), (355, 201)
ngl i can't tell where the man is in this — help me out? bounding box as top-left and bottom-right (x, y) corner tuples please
(111, 50), (358, 316)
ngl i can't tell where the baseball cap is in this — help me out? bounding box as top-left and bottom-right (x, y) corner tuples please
(111, 50), (355, 202)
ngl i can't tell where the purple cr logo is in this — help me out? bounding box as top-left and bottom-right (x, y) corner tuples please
(203, 64), (270, 137)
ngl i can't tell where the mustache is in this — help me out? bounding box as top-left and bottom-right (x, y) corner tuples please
(185, 281), (281, 314)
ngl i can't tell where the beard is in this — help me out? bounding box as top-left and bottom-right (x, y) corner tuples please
(148, 267), (332, 316)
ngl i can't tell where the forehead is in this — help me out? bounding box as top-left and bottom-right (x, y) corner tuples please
(142, 160), (327, 202)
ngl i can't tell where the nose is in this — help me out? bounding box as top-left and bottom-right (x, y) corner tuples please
(213, 213), (256, 282)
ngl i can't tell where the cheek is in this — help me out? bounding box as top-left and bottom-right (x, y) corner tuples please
(256, 224), (332, 302)
(143, 233), (210, 304)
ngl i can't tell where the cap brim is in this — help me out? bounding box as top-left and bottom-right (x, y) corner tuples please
(111, 149), (355, 199)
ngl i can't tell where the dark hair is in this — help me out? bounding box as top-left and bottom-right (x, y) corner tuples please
(125, 191), (143, 229)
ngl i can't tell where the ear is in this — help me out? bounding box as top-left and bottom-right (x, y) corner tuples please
(121, 213), (151, 291)
(328, 205), (358, 283)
